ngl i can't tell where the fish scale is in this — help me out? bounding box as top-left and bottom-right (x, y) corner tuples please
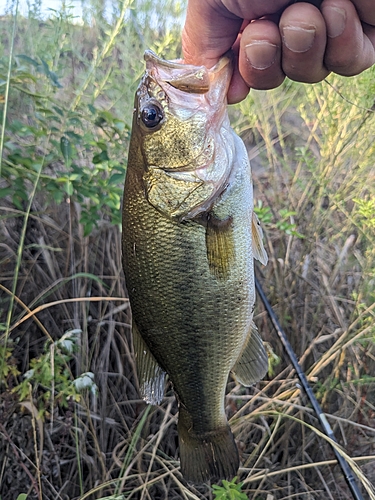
(122, 50), (268, 484)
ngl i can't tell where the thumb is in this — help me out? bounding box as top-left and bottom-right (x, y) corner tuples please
(182, 0), (242, 67)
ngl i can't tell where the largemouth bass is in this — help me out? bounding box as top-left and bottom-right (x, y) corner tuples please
(122, 50), (268, 484)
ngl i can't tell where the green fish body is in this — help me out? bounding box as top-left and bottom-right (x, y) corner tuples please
(122, 51), (268, 484)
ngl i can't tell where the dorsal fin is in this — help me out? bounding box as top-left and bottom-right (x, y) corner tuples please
(252, 211), (268, 265)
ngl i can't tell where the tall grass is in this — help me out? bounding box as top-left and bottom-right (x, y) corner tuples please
(1, 1), (375, 499)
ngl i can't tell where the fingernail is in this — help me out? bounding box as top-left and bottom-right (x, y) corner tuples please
(322, 6), (346, 38)
(282, 25), (316, 53)
(245, 41), (278, 70)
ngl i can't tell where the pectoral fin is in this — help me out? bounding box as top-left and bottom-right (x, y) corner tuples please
(205, 214), (234, 280)
(231, 322), (268, 386)
(132, 321), (166, 405)
(252, 212), (268, 265)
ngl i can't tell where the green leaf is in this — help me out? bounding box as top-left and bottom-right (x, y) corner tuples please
(82, 220), (94, 237)
(108, 172), (125, 185)
(16, 493), (28, 500)
(93, 150), (109, 164)
(0, 187), (13, 198)
(65, 131), (82, 141)
(67, 116), (82, 126)
(16, 54), (39, 67)
(88, 104), (96, 115)
(64, 181), (73, 196)
(212, 477), (247, 500)
(67, 173), (81, 181)
(52, 190), (64, 204)
(60, 136), (72, 162)
(48, 70), (62, 88)
(96, 141), (108, 151)
(8, 153), (33, 168)
(52, 105), (64, 117)
(98, 110), (114, 124)
(39, 57), (50, 75)
(113, 119), (125, 131)
(36, 107), (55, 117)
(31, 162), (43, 173)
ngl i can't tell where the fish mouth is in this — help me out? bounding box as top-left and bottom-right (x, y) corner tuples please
(144, 50), (232, 95)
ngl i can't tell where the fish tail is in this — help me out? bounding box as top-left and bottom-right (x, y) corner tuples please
(178, 409), (239, 484)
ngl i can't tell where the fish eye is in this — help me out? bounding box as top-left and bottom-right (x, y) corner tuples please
(141, 104), (164, 128)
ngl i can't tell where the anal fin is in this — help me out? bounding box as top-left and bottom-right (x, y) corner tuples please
(231, 321), (268, 386)
(132, 321), (166, 405)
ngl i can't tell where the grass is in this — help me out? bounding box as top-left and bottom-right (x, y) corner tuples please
(1, 1), (375, 499)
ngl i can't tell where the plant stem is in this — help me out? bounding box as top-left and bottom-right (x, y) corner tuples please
(0, 0), (19, 179)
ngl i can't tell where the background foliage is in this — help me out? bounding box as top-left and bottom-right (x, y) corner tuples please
(1, 1), (375, 499)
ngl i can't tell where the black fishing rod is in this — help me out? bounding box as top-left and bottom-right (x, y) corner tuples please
(255, 276), (365, 500)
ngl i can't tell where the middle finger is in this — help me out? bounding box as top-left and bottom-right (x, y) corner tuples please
(279, 2), (330, 83)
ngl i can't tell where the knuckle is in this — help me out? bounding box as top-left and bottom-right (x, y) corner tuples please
(325, 52), (366, 76)
(283, 64), (327, 84)
(250, 74), (285, 90)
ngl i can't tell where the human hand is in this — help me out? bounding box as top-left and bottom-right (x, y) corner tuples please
(182, 0), (375, 103)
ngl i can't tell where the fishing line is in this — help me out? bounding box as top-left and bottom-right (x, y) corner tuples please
(254, 275), (365, 500)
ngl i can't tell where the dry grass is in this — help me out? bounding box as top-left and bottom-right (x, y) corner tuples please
(1, 3), (375, 499)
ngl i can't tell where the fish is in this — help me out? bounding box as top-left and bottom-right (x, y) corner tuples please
(122, 50), (268, 484)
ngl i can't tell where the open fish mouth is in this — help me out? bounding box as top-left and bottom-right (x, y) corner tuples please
(144, 49), (232, 95)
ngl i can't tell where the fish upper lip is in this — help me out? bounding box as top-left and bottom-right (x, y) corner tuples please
(144, 49), (185, 70)
(144, 49), (231, 73)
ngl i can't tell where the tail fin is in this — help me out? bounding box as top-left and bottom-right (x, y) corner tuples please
(178, 409), (239, 484)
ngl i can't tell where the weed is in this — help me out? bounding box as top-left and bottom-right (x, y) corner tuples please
(13, 328), (97, 417)
(254, 201), (305, 239)
(212, 477), (248, 500)
(0, 53), (129, 234)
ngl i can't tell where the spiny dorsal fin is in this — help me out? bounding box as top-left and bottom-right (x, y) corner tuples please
(252, 211), (268, 265)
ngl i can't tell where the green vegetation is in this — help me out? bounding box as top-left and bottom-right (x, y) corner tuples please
(13, 328), (98, 416)
(1, 1), (375, 499)
(212, 477), (247, 500)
